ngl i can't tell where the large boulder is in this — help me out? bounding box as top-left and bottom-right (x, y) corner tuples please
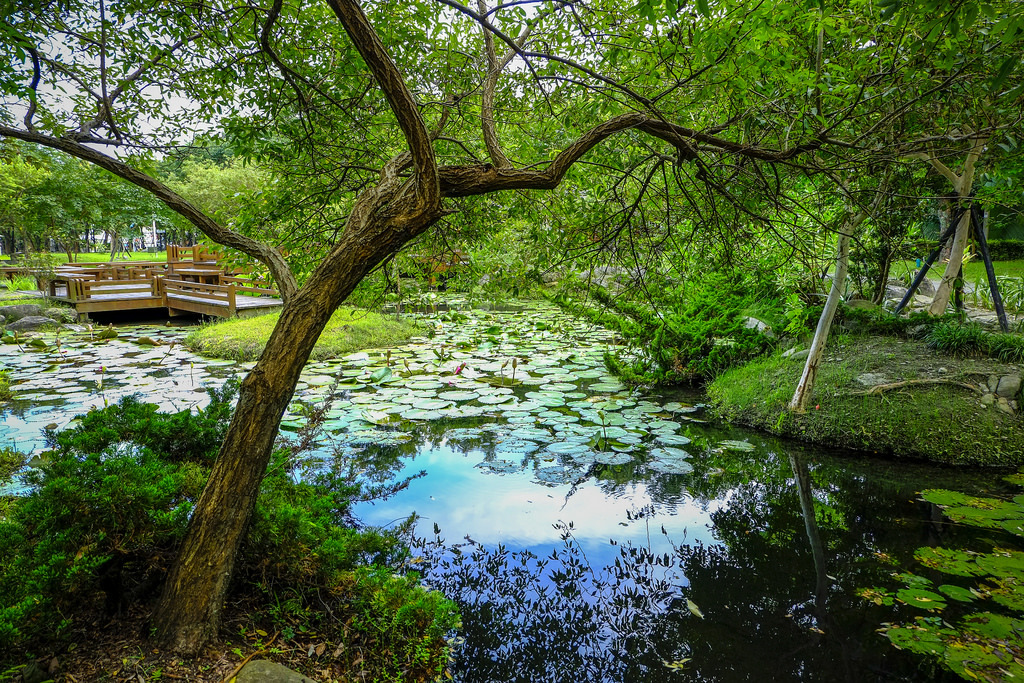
(234, 660), (318, 683)
(5, 315), (61, 332)
(742, 316), (775, 338)
(44, 306), (78, 323)
(0, 303), (44, 321)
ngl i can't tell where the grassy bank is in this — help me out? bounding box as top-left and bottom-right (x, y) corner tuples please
(709, 335), (1024, 466)
(185, 307), (422, 361)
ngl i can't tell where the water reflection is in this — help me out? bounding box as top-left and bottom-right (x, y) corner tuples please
(349, 426), (1011, 682)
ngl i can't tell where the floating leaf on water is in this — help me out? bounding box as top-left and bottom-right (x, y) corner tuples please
(686, 598), (704, 619)
(546, 442), (592, 456)
(885, 626), (946, 656)
(656, 434), (692, 446)
(535, 466), (576, 485)
(718, 439), (754, 452)
(650, 447), (690, 461)
(960, 612), (1024, 643)
(412, 398), (453, 411)
(914, 547), (984, 577)
(648, 459), (694, 475)
(937, 584), (977, 602)
(437, 390), (480, 402)
(477, 394), (514, 405)
(476, 459), (521, 474)
(896, 587), (947, 611)
(595, 452), (632, 465)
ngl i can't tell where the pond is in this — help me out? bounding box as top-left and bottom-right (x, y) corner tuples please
(1, 301), (1018, 681)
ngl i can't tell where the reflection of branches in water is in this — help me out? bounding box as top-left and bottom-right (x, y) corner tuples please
(416, 523), (687, 683)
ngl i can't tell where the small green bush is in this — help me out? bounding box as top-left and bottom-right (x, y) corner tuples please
(557, 271), (779, 385)
(986, 332), (1024, 363)
(0, 389), (458, 679)
(925, 321), (989, 357)
(986, 239), (1024, 261)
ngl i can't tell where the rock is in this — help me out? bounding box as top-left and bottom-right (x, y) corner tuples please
(913, 294), (933, 306)
(788, 349), (809, 361)
(44, 306), (78, 323)
(885, 284), (908, 301)
(981, 393), (996, 407)
(20, 662), (50, 683)
(5, 315), (61, 332)
(916, 278), (936, 297)
(997, 397), (1014, 414)
(0, 303), (43, 321)
(988, 375), (1001, 393)
(996, 374), (1022, 399)
(846, 299), (877, 310)
(907, 324), (929, 339)
(856, 372), (888, 387)
(782, 346), (803, 359)
(742, 316), (775, 338)
(540, 269), (562, 284)
(234, 660), (318, 683)
(938, 367), (948, 374)
(577, 265), (632, 289)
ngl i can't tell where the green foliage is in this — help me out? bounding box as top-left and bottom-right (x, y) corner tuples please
(0, 390), (458, 679)
(860, 478), (1024, 680)
(987, 333), (1024, 363)
(986, 239), (1024, 261)
(0, 368), (10, 402)
(559, 272), (778, 385)
(925, 321), (989, 357)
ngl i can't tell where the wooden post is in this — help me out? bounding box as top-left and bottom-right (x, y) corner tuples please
(228, 283), (236, 317)
(971, 204), (1010, 332)
(894, 212), (963, 315)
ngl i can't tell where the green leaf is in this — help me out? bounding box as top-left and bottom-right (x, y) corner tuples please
(991, 56), (1018, 91)
(696, 0), (710, 16)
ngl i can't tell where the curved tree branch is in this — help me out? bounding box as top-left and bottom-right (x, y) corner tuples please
(0, 125), (299, 300)
(324, 0), (439, 215)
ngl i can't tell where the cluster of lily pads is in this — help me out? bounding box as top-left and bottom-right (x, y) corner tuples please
(1, 300), (757, 489)
(278, 300), (756, 486)
(860, 475), (1024, 680)
(0, 324), (240, 451)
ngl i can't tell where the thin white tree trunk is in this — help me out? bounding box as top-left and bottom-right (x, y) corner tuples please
(921, 137), (987, 315)
(789, 225), (855, 413)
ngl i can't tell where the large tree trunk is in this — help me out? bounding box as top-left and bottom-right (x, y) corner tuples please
(152, 295), (335, 650)
(789, 221), (857, 413)
(153, 172), (443, 654)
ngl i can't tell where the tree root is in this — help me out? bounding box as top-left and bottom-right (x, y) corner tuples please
(850, 379), (982, 396)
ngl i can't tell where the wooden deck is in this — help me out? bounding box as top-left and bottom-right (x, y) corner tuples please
(37, 247), (284, 319)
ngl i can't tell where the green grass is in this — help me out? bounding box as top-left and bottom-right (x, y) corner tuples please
(709, 335), (1024, 466)
(897, 258), (1024, 281)
(185, 307), (423, 361)
(1, 251), (167, 263)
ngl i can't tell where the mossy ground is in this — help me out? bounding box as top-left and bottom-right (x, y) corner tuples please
(709, 334), (1024, 466)
(185, 307), (422, 361)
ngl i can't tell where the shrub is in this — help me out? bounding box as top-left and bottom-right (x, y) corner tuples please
(558, 271), (779, 385)
(986, 239), (1024, 261)
(925, 321), (989, 357)
(987, 332), (1024, 363)
(0, 389), (458, 679)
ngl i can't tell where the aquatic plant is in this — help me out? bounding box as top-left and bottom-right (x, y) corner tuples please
(859, 474), (1024, 679)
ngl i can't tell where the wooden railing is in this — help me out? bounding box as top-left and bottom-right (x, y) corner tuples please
(66, 277), (161, 304)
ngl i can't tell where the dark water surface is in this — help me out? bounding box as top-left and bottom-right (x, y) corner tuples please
(1, 304), (1016, 681)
